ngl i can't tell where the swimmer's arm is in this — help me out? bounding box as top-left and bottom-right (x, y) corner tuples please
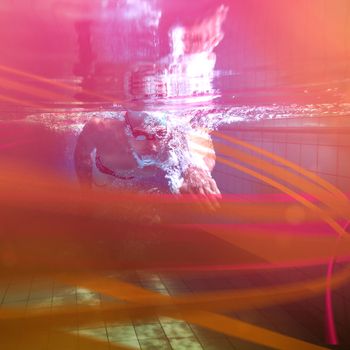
(186, 130), (216, 171)
(180, 131), (221, 211)
(193, 131), (216, 171)
(74, 119), (100, 189)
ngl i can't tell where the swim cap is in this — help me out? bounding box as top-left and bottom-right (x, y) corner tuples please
(126, 109), (167, 134)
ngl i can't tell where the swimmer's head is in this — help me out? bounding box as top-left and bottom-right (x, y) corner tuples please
(125, 109), (168, 141)
(125, 109), (168, 165)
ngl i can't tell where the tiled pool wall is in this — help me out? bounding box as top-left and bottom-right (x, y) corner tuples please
(213, 115), (350, 195)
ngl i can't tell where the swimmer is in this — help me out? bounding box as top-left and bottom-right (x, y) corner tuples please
(74, 5), (227, 212)
(74, 108), (221, 211)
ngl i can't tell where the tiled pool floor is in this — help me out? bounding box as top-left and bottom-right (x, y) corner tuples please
(1, 266), (349, 350)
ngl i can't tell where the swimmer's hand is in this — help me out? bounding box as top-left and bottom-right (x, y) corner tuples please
(180, 166), (221, 211)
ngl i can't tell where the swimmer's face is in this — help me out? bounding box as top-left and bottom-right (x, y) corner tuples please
(125, 110), (167, 157)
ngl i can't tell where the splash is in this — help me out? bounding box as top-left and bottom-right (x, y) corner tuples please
(124, 5), (228, 104)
